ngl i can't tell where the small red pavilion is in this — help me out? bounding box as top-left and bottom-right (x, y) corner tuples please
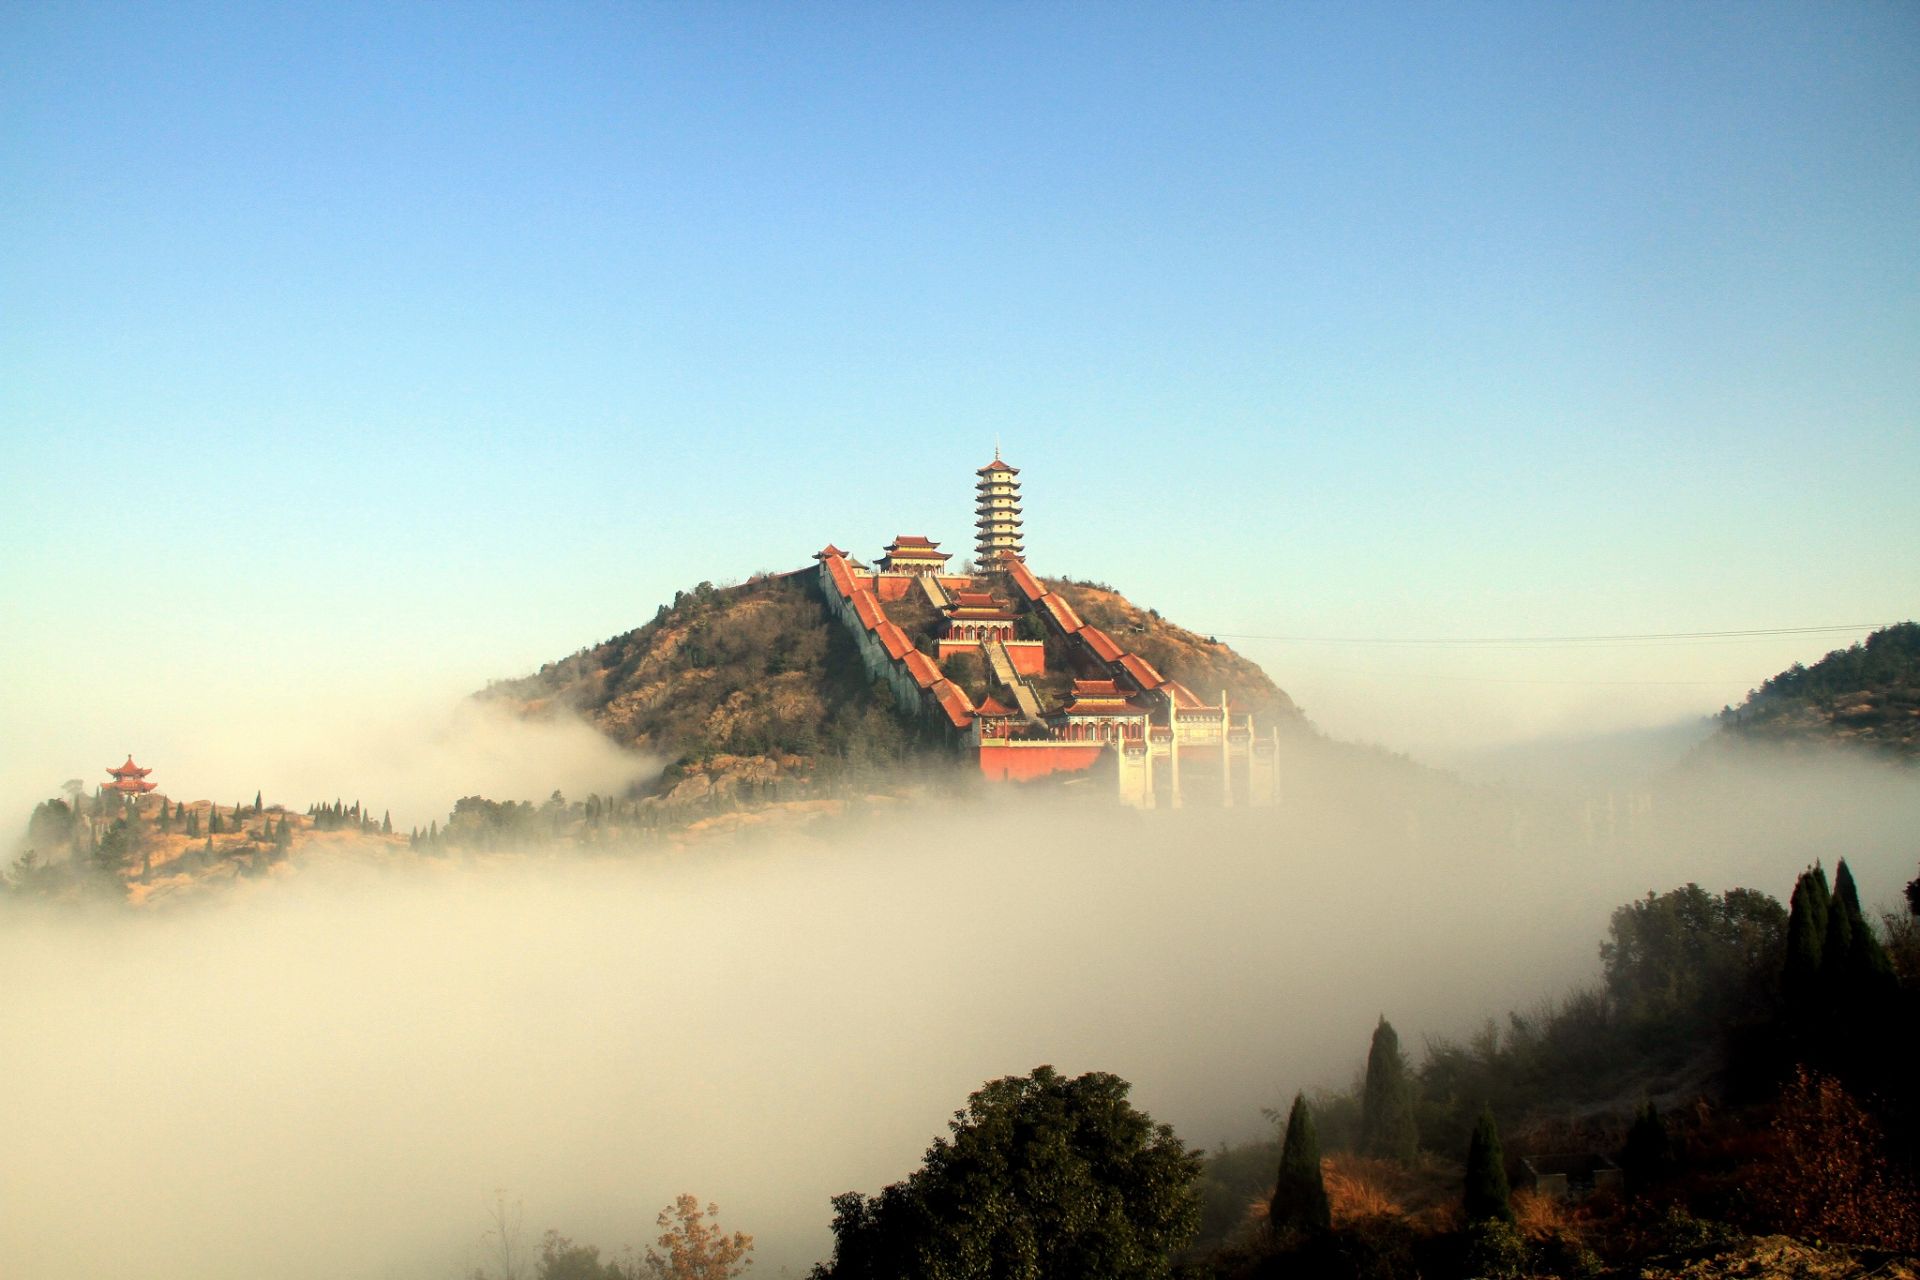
(104, 755), (157, 796)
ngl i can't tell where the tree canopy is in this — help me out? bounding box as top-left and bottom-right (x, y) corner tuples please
(811, 1066), (1202, 1280)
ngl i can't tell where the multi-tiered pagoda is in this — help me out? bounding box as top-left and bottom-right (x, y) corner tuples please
(974, 451), (1024, 565)
(104, 755), (157, 796)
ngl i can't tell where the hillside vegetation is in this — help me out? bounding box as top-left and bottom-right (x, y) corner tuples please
(482, 574), (934, 796)
(1717, 622), (1920, 760)
(1043, 577), (1302, 727)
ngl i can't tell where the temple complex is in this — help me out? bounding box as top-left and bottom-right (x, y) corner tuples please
(812, 453), (1279, 809)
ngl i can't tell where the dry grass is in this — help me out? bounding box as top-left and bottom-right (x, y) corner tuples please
(1322, 1153), (1462, 1231)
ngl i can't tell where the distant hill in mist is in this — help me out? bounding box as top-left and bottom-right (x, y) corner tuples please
(1715, 622), (1920, 761)
(479, 568), (1302, 804)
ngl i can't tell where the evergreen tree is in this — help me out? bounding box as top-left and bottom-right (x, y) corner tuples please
(253, 789), (262, 814)
(203, 833), (213, 855)
(1359, 1016), (1419, 1163)
(1270, 1092), (1330, 1237)
(185, 806), (200, 837)
(1783, 865), (1831, 996)
(1462, 1107), (1512, 1223)
(381, 809), (392, 835)
(274, 817), (292, 853)
(1831, 860), (1896, 987)
(1620, 1101), (1673, 1190)
(209, 807), (224, 835)
(159, 801), (172, 834)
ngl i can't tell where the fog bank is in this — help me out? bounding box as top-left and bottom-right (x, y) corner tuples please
(2, 745), (1916, 1278)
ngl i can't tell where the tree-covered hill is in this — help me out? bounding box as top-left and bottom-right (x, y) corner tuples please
(1716, 622), (1920, 761)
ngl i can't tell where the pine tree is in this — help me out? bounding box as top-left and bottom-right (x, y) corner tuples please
(185, 806), (199, 837)
(209, 807), (224, 835)
(1270, 1092), (1330, 1237)
(159, 801), (172, 834)
(381, 810), (392, 835)
(1463, 1107), (1513, 1223)
(253, 789), (262, 814)
(1360, 1016), (1419, 1163)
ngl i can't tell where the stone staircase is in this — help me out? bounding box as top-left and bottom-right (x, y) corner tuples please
(983, 639), (1045, 723)
(918, 575), (952, 610)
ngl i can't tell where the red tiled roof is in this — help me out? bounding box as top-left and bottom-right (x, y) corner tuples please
(826, 557), (856, 598)
(1117, 653), (1166, 690)
(903, 650), (942, 688)
(107, 756), (152, 778)
(976, 458), (1020, 475)
(1080, 626), (1124, 663)
(852, 591), (884, 630)
(1039, 594), (1083, 634)
(887, 535), (941, 549)
(931, 679), (975, 727)
(1006, 559), (1046, 601)
(1070, 679), (1124, 697)
(876, 621), (914, 660)
(814, 544), (848, 559)
(973, 695), (1016, 717)
(950, 590), (999, 608)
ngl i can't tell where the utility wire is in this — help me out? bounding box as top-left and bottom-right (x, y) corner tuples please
(1199, 622), (1894, 648)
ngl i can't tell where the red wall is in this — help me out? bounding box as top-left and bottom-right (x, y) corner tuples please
(1005, 643), (1046, 676)
(875, 576), (914, 601)
(977, 743), (1104, 781)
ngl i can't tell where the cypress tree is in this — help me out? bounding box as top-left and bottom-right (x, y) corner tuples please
(159, 802), (172, 834)
(1463, 1107), (1513, 1223)
(209, 807), (223, 835)
(1783, 866), (1830, 996)
(1832, 860), (1895, 986)
(1270, 1092), (1330, 1237)
(381, 809), (392, 835)
(1620, 1101), (1672, 1190)
(185, 806), (199, 837)
(253, 789), (262, 814)
(1360, 1016), (1419, 1163)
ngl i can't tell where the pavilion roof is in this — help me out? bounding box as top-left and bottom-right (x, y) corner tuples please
(976, 458), (1020, 475)
(814, 544), (849, 560)
(1070, 678), (1126, 698)
(886, 535), (942, 549)
(107, 756), (152, 778)
(973, 695), (1017, 717)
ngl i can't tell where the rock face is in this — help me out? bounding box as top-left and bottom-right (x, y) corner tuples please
(481, 567), (1308, 795)
(1715, 622), (1920, 761)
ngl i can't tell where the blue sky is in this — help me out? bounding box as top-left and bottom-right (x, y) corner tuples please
(3, 2), (1917, 809)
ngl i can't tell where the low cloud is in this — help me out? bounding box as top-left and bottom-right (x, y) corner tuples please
(1, 744), (1915, 1278)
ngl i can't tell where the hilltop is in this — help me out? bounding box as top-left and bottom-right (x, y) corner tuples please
(480, 565), (1306, 804)
(1715, 622), (1920, 761)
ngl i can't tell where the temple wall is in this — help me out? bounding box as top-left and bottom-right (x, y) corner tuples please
(1004, 641), (1045, 675)
(977, 742), (1104, 782)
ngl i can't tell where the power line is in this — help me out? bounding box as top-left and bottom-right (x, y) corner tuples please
(1200, 622), (1895, 648)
